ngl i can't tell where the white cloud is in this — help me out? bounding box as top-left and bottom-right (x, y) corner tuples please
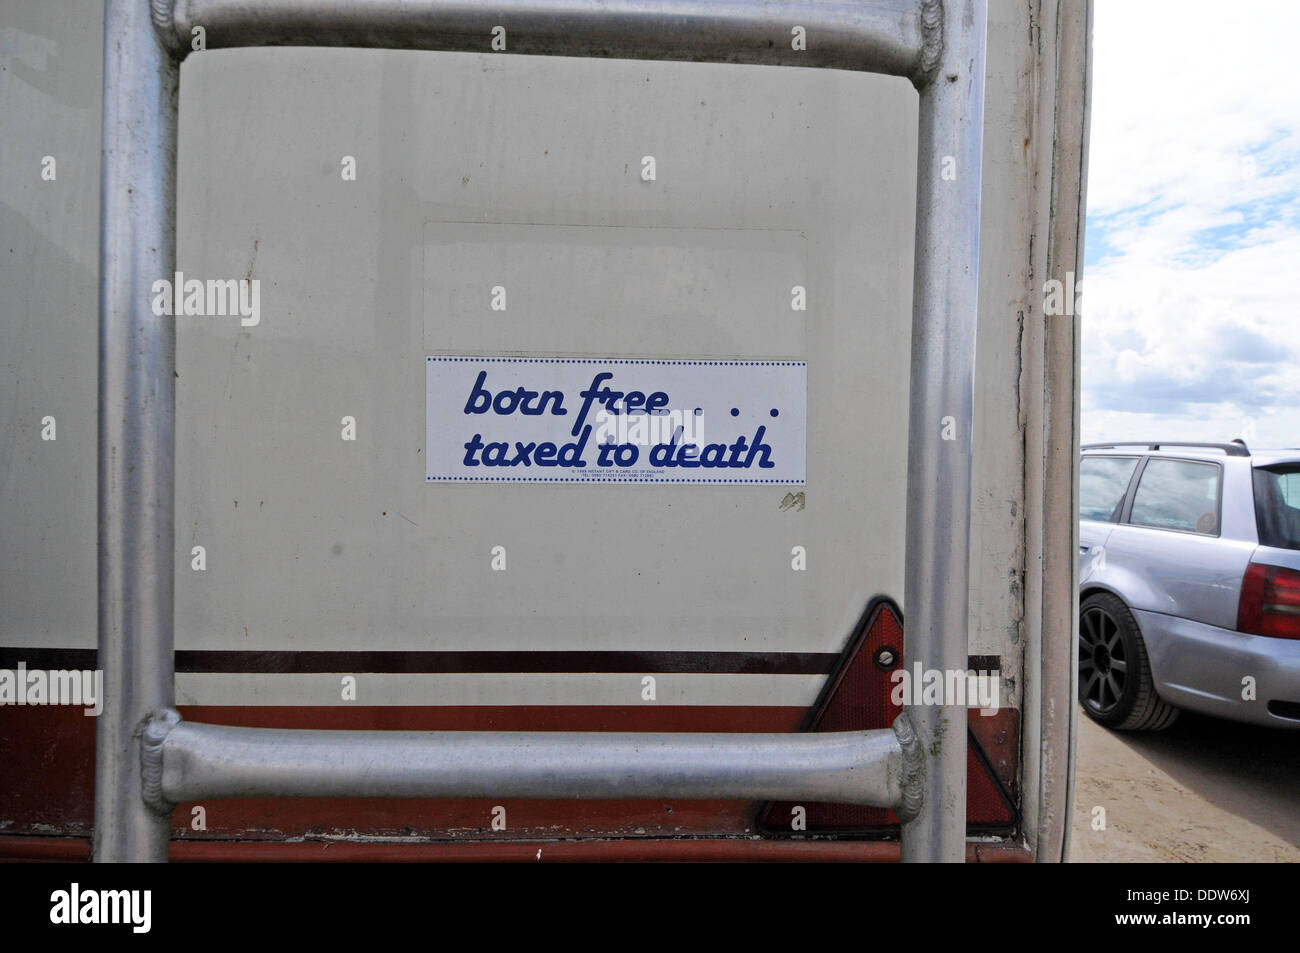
(1083, 0), (1300, 449)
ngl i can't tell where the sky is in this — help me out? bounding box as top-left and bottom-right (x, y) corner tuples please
(1082, 0), (1300, 449)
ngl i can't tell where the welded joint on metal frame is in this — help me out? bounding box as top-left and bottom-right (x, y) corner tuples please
(914, 0), (944, 86)
(891, 712), (925, 823)
(140, 708), (181, 816)
(150, 0), (186, 57)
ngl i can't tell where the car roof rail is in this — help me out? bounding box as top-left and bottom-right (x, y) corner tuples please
(1081, 441), (1251, 457)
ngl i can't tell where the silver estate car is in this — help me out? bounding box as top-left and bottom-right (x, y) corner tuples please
(1079, 441), (1300, 730)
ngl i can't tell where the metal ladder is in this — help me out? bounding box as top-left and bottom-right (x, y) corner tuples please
(96, 0), (985, 863)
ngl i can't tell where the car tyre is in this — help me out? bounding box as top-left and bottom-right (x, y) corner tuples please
(1079, 592), (1180, 731)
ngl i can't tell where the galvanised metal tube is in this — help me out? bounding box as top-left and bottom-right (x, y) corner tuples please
(153, 719), (910, 809)
(901, 0), (986, 862)
(94, 0), (180, 863)
(161, 0), (929, 78)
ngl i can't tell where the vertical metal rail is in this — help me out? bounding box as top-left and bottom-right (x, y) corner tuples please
(95, 0), (985, 863)
(902, 0), (987, 863)
(94, 0), (180, 862)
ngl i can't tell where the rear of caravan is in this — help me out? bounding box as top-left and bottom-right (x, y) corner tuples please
(0, 0), (1090, 861)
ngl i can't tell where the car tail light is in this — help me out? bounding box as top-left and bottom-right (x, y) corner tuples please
(1237, 563), (1300, 640)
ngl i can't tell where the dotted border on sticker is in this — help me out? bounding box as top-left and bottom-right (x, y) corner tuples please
(427, 357), (806, 366)
(426, 476), (806, 483)
(425, 356), (806, 484)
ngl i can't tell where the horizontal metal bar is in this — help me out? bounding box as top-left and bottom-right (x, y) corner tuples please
(159, 0), (935, 80)
(144, 711), (919, 812)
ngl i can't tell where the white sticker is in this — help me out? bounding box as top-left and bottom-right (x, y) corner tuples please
(426, 357), (805, 484)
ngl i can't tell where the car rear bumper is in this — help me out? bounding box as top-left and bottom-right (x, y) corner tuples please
(1134, 608), (1300, 729)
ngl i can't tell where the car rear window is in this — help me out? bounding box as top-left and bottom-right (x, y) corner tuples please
(1129, 458), (1221, 535)
(1079, 455), (1139, 522)
(1253, 466), (1300, 550)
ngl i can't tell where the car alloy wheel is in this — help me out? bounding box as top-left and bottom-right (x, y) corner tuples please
(1079, 602), (1128, 716)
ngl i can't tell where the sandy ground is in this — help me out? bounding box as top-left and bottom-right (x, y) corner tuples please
(1068, 707), (1300, 862)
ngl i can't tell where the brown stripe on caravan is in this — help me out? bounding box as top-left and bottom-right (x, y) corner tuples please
(0, 635), (1012, 848)
(2, 832), (1034, 863)
(0, 646), (998, 674)
(0, 835), (1032, 863)
(0, 647), (836, 674)
(0, 703), (1019, 845)
(0, 704), (806, 840)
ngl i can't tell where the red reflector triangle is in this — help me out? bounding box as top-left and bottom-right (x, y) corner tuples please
(757, 596), (1016, 835)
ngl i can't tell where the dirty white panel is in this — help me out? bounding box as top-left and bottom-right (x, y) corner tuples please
(423, 221), (809, 359)
(0, 0), (101, 651)
(0, 9), (1035, 709)
(172, 50), (917, 664)
(175, 673), (824, 707)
